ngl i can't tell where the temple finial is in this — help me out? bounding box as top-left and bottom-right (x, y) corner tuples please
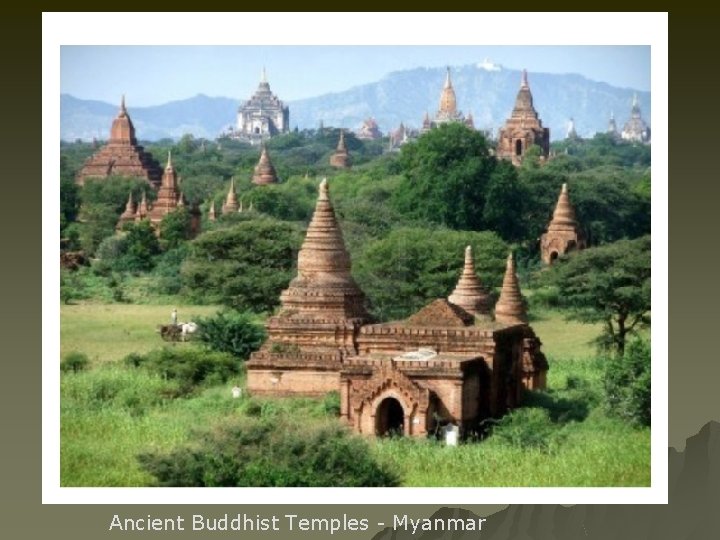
(319, 178), (329, 200)
(444, 66), (452, 89)
(521, 69), (528, 87)
(120, 94), (126, 112)
(261, 66), (267, 83)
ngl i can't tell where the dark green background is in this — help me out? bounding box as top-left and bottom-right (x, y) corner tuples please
(5, 11), (713, 539)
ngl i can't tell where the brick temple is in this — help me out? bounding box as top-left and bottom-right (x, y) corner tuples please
(496, 70), (550, 166)
(76, 96), (163, 186)
(540, 183), (586, 264)
(330, 130), (351, 169)
(252, 145), (279, 185)
(247, 179), (548, 438)
(116, 152), (200, 235)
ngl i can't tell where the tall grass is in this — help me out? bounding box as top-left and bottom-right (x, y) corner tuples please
(60, 305), (650, 487)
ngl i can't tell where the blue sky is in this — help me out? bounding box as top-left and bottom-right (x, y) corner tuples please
(61, 45), (650, 107)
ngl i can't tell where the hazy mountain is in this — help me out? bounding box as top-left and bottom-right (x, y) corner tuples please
(61, 64), (650, 142)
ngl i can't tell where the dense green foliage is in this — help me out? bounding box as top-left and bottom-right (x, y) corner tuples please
(354, 228), (507, 320)
(392, 123), (498, 231)
(181, 217), (303, 311)
(123, 348), (239, 395)
(196, 310), (266, 359)
(604, 338), (651, 426)
(138, 419), (399, 487)
(540, 236), (650, 355)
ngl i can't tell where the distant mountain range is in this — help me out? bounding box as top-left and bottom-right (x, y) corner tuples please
(61, 63), (651, 142)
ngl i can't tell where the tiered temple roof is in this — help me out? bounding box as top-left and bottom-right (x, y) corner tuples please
(148, 152), (181, 222)
(447, 246), (492, 321)
(279, 178), (368, 321)
(496, 70), (550, 165)
(77, 96), (163, 186)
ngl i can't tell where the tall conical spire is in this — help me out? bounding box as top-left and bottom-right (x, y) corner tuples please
(494, 253), (527, 325)
(261, 66), (267, 83)
(297, 178), (350, 277)
(166, 150), (173, 170)
(136, 190), (149, 219)
(330, 130), (351, 168)
(438, 67), (458, 118)
(117, 190), (136, 226)
(222, 177), (239, 214)
(280, 178), (369, 320)
(444, 66), (452, 89)
(123, 190), (135, 214)
(448, 246), (492, 320)
(547, 183), (578, 231)
(252, 144), (279, 185)
(511, 69), (538, 119)
(208, 200), (216, 221)
(109, 94), (137, 144)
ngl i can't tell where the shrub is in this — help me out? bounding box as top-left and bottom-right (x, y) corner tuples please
(196, 310), (266, 359)
(138, 419), (399, 487)
(61, 351), (90, 374)
(491, 408), (559, 451)
(604, 338), (651, 426)
(123, 348), (240, 395)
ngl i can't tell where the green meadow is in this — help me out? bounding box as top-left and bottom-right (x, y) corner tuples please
(60, 304), (649, 487)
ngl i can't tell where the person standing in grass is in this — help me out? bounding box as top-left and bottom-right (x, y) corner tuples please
(171, 308), (177, 325)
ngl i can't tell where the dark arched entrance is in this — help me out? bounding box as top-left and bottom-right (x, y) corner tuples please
(550, 251), (559, 263)
(515, 139), (523, 156)
(375, 397), (405, 436)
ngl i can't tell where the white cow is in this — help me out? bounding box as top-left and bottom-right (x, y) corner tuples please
(179, 321), (198, 341)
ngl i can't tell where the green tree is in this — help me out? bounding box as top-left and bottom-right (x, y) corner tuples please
(544, 235), (650, 355)
(159, 208), (192, 251)
(60, 177), (80, 232)
(604, 338), (651, 426)
(483, 161), (529, 242)
(196, 310), (266, 359)
(181, 218), (303, 312)
(392, 123), (496, 231)
(117, 220), (161, 272)
(354, 228), (507, 321)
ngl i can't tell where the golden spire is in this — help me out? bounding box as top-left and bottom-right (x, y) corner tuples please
(494, 253), (527, 325)
(447, 245), (491, 320)
(438, 67), (457, 116)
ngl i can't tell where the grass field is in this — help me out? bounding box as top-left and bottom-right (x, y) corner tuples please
(60, 303), (650, 487)
(60, 304), (220, 363)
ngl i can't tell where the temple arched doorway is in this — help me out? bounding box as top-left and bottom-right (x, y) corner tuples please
(515, 139), (523, 156)
(375, 397), (405, 436)
(550, 251), (559, 263)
